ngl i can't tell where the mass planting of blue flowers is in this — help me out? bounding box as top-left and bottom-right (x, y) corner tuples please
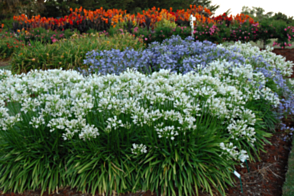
(0, 35), (294, 196)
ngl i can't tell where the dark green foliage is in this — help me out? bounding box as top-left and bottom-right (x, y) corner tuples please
(241, 6), (274, 22)
(125, 0), (220, 15)
(271, 12), (294, 25)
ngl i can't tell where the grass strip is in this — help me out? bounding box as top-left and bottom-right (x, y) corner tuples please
(282, 137), (294, 196)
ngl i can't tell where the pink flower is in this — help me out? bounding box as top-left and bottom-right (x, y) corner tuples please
(52, 38), (58, 43)
(133, 27), (138, 33)
(273, 41), (281, 47)
(145, 38), (148, 41)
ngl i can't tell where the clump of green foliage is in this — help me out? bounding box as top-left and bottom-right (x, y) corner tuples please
(10, 31), (146, 74)
(0, 32), (24, 59)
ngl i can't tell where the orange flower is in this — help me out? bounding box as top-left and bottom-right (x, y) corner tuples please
(1, 24), (4, 28)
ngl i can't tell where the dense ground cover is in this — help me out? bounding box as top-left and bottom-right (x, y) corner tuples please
(0, 35), (294, 196)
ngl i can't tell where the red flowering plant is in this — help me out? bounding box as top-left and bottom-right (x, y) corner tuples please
(12, 7), (113, 34)
(0, 24), (4, 33)
(211, 13), (233, 27)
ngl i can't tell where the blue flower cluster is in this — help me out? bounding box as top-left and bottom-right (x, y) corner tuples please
(81, 35), (247, 76)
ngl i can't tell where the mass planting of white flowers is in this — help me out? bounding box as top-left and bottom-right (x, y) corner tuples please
(1, 40), (293, 163)
(218, 41), (294, 77)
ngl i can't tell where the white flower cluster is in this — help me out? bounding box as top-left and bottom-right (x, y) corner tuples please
(218, 41), (294, 77)
(0, 107), (21, 131)
(220, 142), (249, 163)
(131, 143), (147, 155)
(155, 123), (179, 140)
(289, 78), (294, 87)
(199, 60), (280, 107)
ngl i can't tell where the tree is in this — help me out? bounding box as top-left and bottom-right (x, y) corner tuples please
(0, 0), (45, 18)
(41, 0), (134, 18)
(241, 6), (273, 22)
(271, 12), (294, 25)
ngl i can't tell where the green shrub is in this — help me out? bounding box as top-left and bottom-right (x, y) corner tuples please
(10, 32), (146, 74)
(132, 25), (191, 46)
(16, 27), (77, 45)
(0, 18), (14, 31)
(0, 33), (25, 59)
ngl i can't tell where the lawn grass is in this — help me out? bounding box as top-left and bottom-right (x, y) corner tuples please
(283, 137), (294, 196)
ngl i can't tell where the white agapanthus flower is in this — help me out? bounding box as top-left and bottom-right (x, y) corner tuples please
(131, 143), (147, 155)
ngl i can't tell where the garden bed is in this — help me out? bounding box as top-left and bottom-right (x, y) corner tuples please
(0, 36), (294, 196)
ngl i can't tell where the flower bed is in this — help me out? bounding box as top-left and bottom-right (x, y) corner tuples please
(0, 35), (294, 196)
